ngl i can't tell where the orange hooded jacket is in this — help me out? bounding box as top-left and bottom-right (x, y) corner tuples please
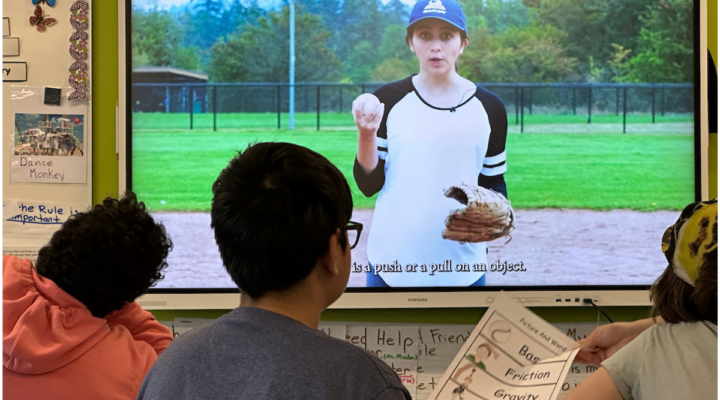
(3, 256), (173, 400)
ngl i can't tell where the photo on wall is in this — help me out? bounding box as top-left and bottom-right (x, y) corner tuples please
(14, 114), (85, 157)
(11, 112), (87, 184)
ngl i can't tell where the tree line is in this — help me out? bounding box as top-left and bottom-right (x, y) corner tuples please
(131, 0), (693, 84)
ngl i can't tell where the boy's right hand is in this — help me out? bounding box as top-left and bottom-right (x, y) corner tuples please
(352, 94), (384, 139)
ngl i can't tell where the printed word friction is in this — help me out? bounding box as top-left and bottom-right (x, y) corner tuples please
(504, 368), (551, 381)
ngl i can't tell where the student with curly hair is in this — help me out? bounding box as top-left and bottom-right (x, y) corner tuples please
(567, 199), (717, 400)
(3, 192), (174, 400)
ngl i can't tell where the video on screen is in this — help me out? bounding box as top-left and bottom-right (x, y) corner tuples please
(131, 0), (696, 289)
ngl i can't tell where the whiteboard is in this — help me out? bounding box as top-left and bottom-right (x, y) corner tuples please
(3, 1), (93, 246)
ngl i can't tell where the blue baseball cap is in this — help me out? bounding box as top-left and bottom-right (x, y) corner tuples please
(407, 0), (467, 36)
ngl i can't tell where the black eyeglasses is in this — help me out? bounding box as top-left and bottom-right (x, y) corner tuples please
(346, 221), (363, 250)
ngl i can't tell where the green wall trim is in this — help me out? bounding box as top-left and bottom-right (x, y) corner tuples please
(92, 0), (120, 204)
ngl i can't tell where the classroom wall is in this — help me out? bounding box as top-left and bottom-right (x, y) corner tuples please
(92, 3), (716, 324)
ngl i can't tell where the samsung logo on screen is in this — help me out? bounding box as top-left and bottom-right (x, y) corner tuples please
(408, 298), (428, 302)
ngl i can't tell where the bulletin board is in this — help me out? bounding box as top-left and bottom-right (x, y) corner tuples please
(2, 0), (93, 259)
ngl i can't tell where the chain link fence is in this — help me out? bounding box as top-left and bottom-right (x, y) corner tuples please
(131, 82), (693, 133)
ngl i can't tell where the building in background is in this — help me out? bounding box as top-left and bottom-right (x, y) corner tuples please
(132, 67), (208, 113)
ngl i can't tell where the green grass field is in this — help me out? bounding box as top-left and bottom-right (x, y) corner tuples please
(133, 112), (693, 131)
(133, 116), (695, 212)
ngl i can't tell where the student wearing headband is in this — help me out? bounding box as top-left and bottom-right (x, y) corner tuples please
(566, 199), (717, 400)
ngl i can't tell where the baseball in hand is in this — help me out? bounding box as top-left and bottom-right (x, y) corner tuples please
(355, 93), (381, 117)
(352, 93), (384, 137)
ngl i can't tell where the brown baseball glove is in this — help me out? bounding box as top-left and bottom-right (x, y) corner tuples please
(442, 183), (515, 243)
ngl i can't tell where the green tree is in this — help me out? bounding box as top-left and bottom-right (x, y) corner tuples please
(459, 0), (490, 32)
(371, 24), (417, 81)
(602, 0), (655, 57)
(460, 24), (578, 82)
(208, 5), (342, 82)
(620, 0), (694, 82)
(378, 25), (412, 61)
(529, 0), (608, 68)
(299, 0), (342, 33)
(478, 0), (531, 34)
(338, 0), (387, 60)
(221, 0), (267, 37)
(180, 0), (224, 65)
(132, 7), (201, 70)
(383, 0), (409, 25)
(372, 58), (415, 82)
(344, 40), (378, 82)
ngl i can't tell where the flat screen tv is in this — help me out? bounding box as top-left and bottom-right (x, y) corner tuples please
(122, 0), (711, 309)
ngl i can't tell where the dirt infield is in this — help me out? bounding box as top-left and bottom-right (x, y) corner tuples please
(153, 208), (679, 289)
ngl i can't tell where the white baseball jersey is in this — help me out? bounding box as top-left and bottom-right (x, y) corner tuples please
(354, 76), (508, 287)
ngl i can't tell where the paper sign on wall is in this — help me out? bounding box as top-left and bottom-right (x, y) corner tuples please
(2, 245), (40, 263)
(3, 199), (89, 260)
(318, 323), (348, 341)
(347, 326), (420, 398)
(416, 325), (476, 400)
(3, 62), (26, 82)
(3, 198), (87, 237)
(3, 37), (19, 57)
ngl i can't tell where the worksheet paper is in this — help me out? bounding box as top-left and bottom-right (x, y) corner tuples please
(429, 293), (580, 400)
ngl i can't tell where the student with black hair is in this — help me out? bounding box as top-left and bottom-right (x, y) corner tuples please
(3, 192), (174, 400)
(138, 142), (412, 400)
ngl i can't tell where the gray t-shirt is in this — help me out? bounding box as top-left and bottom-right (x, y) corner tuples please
(602, 321), (717, 400)
(137, 307), (412, 400)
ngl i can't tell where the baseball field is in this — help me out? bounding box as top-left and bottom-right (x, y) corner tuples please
(133, 112), (694, 212)
(133, 111), (693, 132)
(133, 112), (695, 288)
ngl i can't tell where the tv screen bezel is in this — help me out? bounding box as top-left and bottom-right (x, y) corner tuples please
(123, 0), (708, 309)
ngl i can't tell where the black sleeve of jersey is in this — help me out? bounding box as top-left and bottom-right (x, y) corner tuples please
(475, 86), (509, 199)
(354, 157), (386, 197)
(353, 77), (414, 197)
(478, 174), (507, 198)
